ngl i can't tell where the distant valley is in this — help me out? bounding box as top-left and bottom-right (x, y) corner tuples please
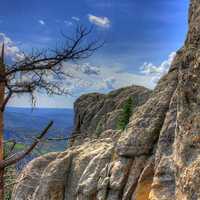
(4, 107), (74, 151)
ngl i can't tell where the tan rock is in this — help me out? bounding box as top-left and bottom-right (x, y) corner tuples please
(12, 139), (114, 200)
(133, 157), (154, 200)
(12, 152), (59, 200)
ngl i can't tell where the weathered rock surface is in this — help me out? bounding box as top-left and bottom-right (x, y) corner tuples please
(12, 138), (116, 200)
(70, 85), (151, 146)
(12, 0), (200, 199)
(73, 86), (151, 135)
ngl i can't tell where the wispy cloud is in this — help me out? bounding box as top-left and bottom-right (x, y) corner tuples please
(60, 63), (154, 93)
(38, 20), (45, 25)
(72, 16), (80, 21)
(140, 52), (176, 83)
(0, 33), (24, 61)
(88, 14), (110, 28)
(8, 62), (153, 108)
(77, 53), (177, 91)
(3, 38), (176, 108)
(64, 20), (73, 26)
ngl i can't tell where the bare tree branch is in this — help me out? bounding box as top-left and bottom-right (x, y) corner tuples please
(0, 121), (53, 169)
(6, 26), (102, 76)
(4, 140), (16, 159)
(0, 25), (103, 171)
(0, 25), (103, 107)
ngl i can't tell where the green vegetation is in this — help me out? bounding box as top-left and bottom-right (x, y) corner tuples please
(96, 120), (104, 137)
(4, 165), (16, 200)
(117, 97), (134, 131)
(4, 143), (17, 200)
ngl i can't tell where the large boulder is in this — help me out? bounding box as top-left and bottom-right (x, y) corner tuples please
(12, 0), (200, 199)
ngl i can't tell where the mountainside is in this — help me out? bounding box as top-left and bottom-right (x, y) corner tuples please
(11, 0), (200, 200)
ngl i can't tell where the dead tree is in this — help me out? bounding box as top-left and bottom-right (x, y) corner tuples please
(0, 25), (102, 199)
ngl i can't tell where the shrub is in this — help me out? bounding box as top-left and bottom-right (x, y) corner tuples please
(117, 97), (133, 130)
(96, 120), (104, 136)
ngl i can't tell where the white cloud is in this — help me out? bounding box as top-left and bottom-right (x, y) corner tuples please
(8, 61), (154, 108)
(64, 20), (73, 26)
(0, 33), (24, 61)
(72, 16), (80, 21)
(2, 35), (176, 108)
(88, 14), (110, 28)
(94, 66), (153, 90)
(140, 52), (176, 84)
(38, 20), (45, 25)
(61, 62), (154, 92)
(79, 63), (100, 75)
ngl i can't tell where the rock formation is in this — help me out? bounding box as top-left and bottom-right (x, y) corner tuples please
(71, 86), (151, 146)
(12, 0), (200, 199)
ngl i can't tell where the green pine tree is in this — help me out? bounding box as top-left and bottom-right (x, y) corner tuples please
(117, 97), (133, 131)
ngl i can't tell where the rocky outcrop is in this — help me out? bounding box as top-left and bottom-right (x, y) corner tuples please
(12, 0), (200, 199)
(70, 85), (151, 146)
(73, 86), (151, 135)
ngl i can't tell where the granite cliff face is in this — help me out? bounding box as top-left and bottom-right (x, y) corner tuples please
(70, 86), (151, 146)
(12, 0), (200, 199)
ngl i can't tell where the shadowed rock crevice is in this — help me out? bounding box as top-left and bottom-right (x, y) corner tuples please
(11, 0), (200, 199)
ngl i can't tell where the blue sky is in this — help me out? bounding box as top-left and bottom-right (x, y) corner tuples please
(0, 0), (189, 108)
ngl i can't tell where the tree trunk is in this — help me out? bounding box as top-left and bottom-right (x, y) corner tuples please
(0, 44), (5, 200)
